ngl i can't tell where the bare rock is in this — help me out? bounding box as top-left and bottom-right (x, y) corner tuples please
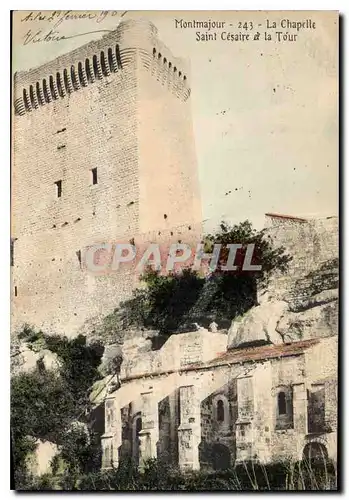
(228, 300), (289, 349)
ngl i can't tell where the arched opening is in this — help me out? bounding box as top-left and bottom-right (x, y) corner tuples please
(211, 443), (231, 471)
(63, 69), (70, 94)
(153, 47), (156, 57)
(42, 79), (50, 102)
(278, 391), (287, 415)
(36, 82), (44, 105)
(49, 75), (57, 99)
(303, 442), (328, 463)
(85, 58), (93, 82)
(29, 84), (36, 108)
(100, 51), (107, 75)
(56, 72), (64, 97)
(217, 399), (225, 422)
(70, 65), (79, 90)
(115, 44), (122, 68)
(93, 55), (99, 79)
(78, 62), (85, 86)
(108, 48), (114, 72)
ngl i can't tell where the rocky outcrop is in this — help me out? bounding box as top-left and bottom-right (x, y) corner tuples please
(228, 255), (338, 349)
(228, 300), (289, 348)
(11, 341), (62, 375)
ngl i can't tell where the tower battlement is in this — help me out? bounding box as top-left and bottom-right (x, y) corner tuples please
(14, 19), (191, 116)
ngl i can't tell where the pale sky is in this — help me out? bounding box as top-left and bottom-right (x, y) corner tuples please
(12, 10), (338, 231)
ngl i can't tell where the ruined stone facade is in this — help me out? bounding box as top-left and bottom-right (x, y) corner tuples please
(12, 19), (201, 336)
(100, 331), (337, 471)
(99, 214), (338, 471)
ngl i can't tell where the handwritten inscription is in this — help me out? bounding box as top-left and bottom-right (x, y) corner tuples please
(20, 10), (128, 45)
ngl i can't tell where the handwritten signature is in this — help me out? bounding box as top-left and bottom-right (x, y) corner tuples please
(21, 10), (128, 46)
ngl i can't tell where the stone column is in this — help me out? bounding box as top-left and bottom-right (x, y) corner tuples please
(138, 390), (159, 469)
(101, 396), (122, 469)
(178, 385), (201, 471)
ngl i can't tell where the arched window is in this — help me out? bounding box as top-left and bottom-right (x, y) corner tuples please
(217, 399), (225, 422)
(278, 391), (287, 415)
(136, 416), (142, 434)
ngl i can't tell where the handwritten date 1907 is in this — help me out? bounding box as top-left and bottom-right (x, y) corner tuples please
(21, 10), (127, 29)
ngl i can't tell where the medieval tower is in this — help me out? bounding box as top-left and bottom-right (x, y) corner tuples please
(12, 19), (202, 335)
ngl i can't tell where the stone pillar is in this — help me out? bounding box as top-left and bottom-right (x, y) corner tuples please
(293, 383), (308, 459)
(178, 385), (201, 471)
(101, 396), (122, 469)
(138, 390), (159, 469)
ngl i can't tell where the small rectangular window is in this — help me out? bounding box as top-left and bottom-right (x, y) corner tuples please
(91, 168), (98, 185)
(14, 286), (18, 297)
(55, 180), (62, 198)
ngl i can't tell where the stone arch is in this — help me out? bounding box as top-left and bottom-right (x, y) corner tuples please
(211, 443), (231, 470)
(303, 442), (328, 462)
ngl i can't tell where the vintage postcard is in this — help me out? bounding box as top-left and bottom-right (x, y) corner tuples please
(11, 10), (339, 491)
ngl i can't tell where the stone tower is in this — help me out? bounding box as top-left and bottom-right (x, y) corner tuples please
(12, 19), (202, 336)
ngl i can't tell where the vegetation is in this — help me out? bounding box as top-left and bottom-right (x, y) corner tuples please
(91, 220), (292, 338)
(11, 328), (104, 489)
(19, 458), (337, 491)
(11, 220), (297, 490)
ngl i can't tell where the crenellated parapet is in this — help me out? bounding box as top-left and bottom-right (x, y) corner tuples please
(13, 18), (191, 116)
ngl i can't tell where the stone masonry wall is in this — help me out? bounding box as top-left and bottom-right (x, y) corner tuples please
(12, 19), (202, 336)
